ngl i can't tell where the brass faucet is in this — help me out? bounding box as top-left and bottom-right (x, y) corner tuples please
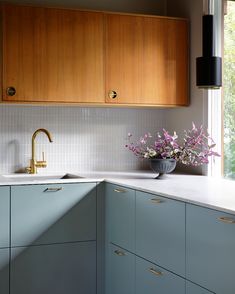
(26, 128), (53, 174)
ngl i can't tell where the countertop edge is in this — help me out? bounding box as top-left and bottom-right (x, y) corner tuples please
(0, 173), (235, 215)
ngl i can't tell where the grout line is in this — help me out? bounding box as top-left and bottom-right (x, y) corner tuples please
(96, 184), (98, 294)
(9, 186), (11, 294)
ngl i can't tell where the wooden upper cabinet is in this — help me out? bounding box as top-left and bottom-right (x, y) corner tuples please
(105, 14), (189, 106)
(1, 4), (189, 106)
(2, 5), (105, 103)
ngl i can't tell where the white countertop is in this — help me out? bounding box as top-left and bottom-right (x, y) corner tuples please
(0, 171), (235, 215)
(106, 173), (235, 215)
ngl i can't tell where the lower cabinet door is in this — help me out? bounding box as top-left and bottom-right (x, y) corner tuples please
(105, 244), (135, 294)
(136, 191), (185, 276)
(11, 183), (96, 247)
(186, 281), (215, 294)
(186, 204), (235, 294)
(0, 249), (9, 294)
(0, 187), (10, 248)
(136, 256), (185, 294)
(11, 241), (96, 294)
(105, 184), (135, 252)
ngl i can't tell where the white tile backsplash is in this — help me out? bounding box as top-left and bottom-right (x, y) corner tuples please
(0, 105), (167, 174)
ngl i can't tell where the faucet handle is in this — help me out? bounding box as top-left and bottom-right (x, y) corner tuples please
(26, 166), (32, 174)
(36, 151), (47, 168)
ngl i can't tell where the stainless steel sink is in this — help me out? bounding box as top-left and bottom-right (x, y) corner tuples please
(2, 173), (84, 182)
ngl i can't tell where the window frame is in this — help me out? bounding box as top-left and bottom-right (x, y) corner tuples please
(206, 0), (223, 177)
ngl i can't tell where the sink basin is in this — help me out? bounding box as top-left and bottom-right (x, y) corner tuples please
(2, 173), (84, 182)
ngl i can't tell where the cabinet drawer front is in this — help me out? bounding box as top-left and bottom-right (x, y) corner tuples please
(186, 204), (235, 294)
(136, 256), (185, 294)
(11, 241), (96, 294)
(106, 244), (135, 294)
(105, 184), (135, 251)
(0, 249), (9, 294)
(11, 183), (96, 246)
(136, 191), (185, 276)
(0, 187), (10, 248)
(186, 281), (215, 294)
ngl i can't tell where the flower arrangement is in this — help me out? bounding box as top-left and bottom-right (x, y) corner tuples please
(126, 123), (220, 166)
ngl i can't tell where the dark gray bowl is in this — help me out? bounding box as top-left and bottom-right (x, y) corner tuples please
(150, 158), (176, 179)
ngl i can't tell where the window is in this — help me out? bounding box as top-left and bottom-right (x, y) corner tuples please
(207, 0), (222, 178)
(223, 0), (235, 179)
(209, 0), (235, 179)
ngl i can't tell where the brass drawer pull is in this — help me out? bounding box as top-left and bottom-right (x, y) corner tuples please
(150, 198), (162, 204)
(44, 187), (63, 192)
(114, 188), (127, 193)
(218, 217), (235, 224)
(149, 267), (163, 276)
(114, 250), (126, 256)
(109, 90), (117, 99)
(6, 86), (16, 96)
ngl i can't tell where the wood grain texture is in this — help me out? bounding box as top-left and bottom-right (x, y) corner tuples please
(1, 4), (188, 106)
(105, 14), (189, 105)
(2, 4), (105, 103)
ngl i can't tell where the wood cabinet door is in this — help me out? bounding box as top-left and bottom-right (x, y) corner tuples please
(136, 256), (185, 294)
(2, 4), (105, 103)
(11, 241), (96, 294)
(0, 249), (9, 294)
(105, 183), (135, 252)
(186, 204), (235, 294)
(105, 14), (188, 106)
(0, 187), (10, 249)
(105, 244), (135, 294)
(11, 183), (96, 247)
(136, 191), (185, 277)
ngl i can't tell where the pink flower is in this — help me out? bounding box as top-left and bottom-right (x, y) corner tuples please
(125, 123), (220, 166)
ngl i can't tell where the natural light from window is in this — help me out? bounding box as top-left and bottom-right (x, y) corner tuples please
(224, 0), (235, 179)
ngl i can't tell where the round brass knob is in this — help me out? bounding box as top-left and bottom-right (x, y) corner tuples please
(108, 90), (117, 99)
(6, 87), (16, 96)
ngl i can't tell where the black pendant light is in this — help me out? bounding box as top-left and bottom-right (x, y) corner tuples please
(196, 0), (222, 89)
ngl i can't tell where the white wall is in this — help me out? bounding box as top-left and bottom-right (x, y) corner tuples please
(0, 106), (167, 174)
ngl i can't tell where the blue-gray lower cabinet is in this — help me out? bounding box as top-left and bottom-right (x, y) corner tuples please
(0, 249), (9, 294)
(105, 184), (135, 252)
(186, 204), (235, 294)
(11, 183), (96, 246)
(136, 256), (185, 294)
(186, 281), (215, 294)
(136, 191), (185, 276)
(0, 187), (10, 248)
(105, 244), (135, 294)
(11, 241), (96, 294)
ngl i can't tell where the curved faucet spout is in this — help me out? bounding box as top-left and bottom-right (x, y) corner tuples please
(32, 128), (53, 161)
(26, 128), (53, 174)
(32, 128), (53, 143)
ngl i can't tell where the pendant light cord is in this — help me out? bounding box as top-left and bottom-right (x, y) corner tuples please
(208, 0), (214, 15)
(208, 0), (211, 14)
